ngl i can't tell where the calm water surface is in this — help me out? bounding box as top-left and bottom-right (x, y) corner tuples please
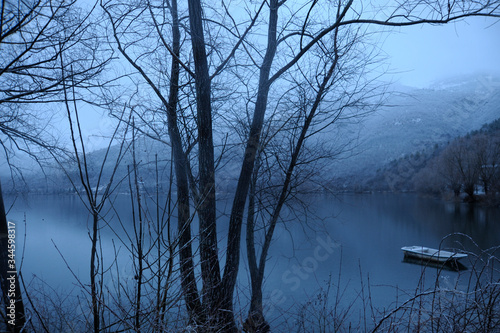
(5, 193), (500, 327)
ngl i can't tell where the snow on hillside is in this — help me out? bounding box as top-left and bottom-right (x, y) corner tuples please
(328, 74), (500, 180)
(7, 74), (499, 193)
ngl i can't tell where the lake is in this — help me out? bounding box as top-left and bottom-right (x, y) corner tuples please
(4, 192), (500, 330)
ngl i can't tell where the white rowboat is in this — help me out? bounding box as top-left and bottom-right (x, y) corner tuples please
(401, 246), (467, 263)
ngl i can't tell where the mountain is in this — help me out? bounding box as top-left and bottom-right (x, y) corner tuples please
(5, 74), (499, 194)
(328, 74), (500, 189)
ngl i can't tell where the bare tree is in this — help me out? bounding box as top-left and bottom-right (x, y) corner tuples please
(0, 1), (114, 331)
(101, 0), (500, 331)
(474, 134), (500, 195)
(413, 156), (447, 195)
(443, 138), (482, 200)
(57, 59), (134, 331)
(241, 17), (386, 328)
(1, 0), (111, 158)
(101, 0), (209, 326)
(437, 146), (464, 197)
(216, 1), (500, 330)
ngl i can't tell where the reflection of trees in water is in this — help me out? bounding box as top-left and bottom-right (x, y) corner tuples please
(350, 193), (500, 251)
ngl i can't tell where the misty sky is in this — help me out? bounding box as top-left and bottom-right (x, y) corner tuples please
(4, 8), (500, 165)
(77, 16), (500, 151)
(381, 17), (500, 87)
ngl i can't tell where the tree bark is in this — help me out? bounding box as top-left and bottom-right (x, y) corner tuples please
(245, 162), (270, 332)
(222, 2), (279, 328)
(187, 0), (223, 328)
(90, 211), (100, 333)
(166, 0), (204, 324)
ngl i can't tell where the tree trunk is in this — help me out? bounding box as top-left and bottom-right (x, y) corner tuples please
(187, 0), (223, 328)
(222, 2), (279, 330)
(245, 45), (339, 330)
(0, 181), (26, 333)
(90, 211), (100, 333)
(166, 0), (204, 324)
(245, 161), (270, 332)
(483, 180), (489, 195)
(464, 183), (475, 201)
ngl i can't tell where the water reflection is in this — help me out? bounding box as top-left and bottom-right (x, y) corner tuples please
(4, 192), (500, 328)
(252, 193), (500, 327)
(402, 256), (468, 272)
